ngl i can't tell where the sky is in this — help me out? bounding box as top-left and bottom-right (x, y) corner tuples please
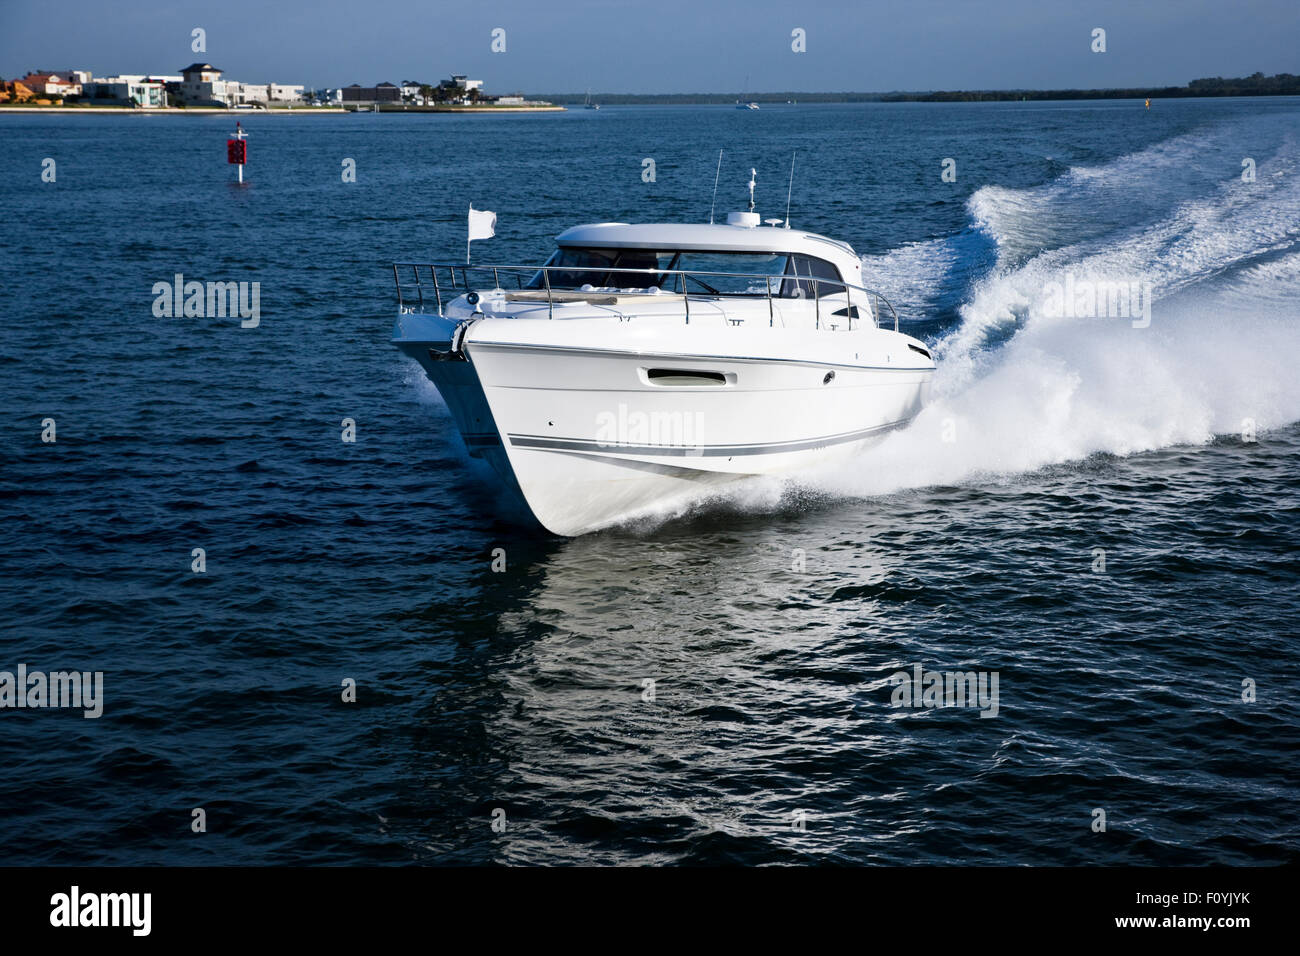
(1, 0), (1296, 93)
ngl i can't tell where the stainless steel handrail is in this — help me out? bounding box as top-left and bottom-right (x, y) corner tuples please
(392, 262), (901, 332)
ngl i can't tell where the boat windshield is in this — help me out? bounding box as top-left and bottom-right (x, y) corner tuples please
(527, 248), (845, 298)
(528, 248), (678, 290)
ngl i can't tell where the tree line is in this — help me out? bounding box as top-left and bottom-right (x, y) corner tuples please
(534, 73), (1300, 105)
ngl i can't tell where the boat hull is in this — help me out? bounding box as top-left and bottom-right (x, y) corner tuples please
(394, 312), (932, 535)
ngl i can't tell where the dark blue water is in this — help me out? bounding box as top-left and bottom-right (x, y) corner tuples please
(2, 101), (1298, 864)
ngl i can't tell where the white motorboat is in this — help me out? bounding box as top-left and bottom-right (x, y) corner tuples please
(391, 193), (935, 535)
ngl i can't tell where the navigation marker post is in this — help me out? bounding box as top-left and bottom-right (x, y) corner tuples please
(227, 121), (248, 184)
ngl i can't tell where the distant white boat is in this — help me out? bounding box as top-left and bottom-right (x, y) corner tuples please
(737, 75), (758, 109)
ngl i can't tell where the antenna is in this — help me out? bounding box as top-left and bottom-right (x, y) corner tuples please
(747, 168), (757, 212)
(784, 151), (796, 228)
(708, 149), (723, 224)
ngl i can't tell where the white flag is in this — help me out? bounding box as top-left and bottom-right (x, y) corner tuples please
(468, 206), (496, 242)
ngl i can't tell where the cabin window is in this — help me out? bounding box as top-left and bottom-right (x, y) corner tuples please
(782, 254), (844, 298)
(527, 247), (844, 298)
(673, 251), (789, 295)
(528, 248), (676, 290)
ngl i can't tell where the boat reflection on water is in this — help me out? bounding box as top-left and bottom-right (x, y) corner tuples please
(394, 496), (960, 864)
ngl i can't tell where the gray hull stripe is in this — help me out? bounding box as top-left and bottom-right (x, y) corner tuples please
(507, 419), (911, 457)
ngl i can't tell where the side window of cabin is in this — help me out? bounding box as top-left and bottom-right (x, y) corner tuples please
(782, 255), (843, 298)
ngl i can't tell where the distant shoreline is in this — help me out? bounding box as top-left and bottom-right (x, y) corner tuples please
(356, 104), (565, 113)
(537, 90), (1300, 105)
(0, 106), (347, 114)
(537, 73), (1300, 105)
(0, 104), (564, 115)
(5, 70), (1296, 113)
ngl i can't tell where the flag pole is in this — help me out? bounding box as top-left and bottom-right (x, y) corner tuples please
(467, 204), (472, 265)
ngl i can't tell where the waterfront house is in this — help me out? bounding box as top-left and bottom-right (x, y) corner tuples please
(342, 82), (402, 105)
(264, 83), (304, 103)
(233, 82), (306, 105)
(19, 71), (84, 97)
(82, 75), (172, 107)
(178, 63), (241, 107)
(449, 74), (483, 92)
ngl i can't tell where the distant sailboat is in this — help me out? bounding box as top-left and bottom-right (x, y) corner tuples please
(584, 89), (600, 110)
(736, 75), (758, 110)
